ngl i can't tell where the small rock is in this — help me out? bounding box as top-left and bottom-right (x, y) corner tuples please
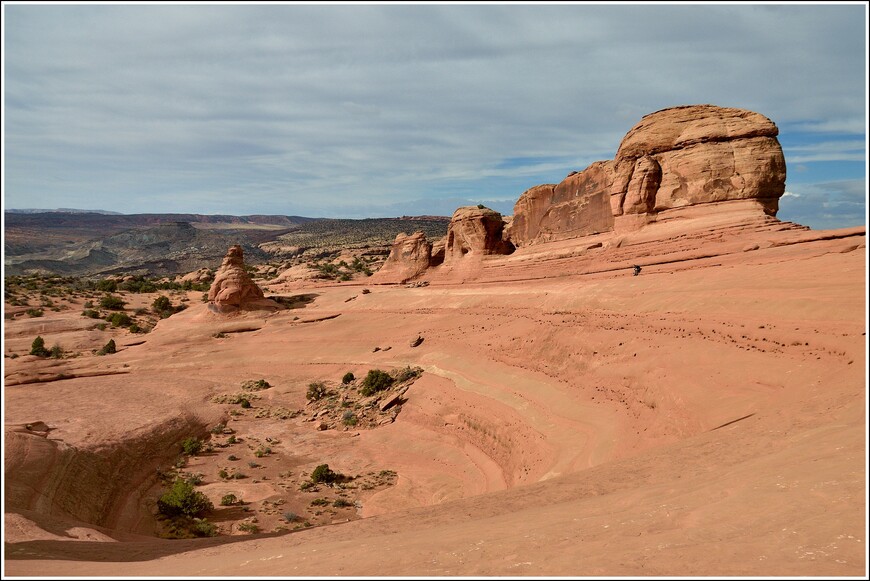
(410, 336), (424, 348)
(373, 346), (381, 352)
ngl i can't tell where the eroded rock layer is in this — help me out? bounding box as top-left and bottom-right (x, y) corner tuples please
(208, 245), (278, 312)
(512, 104), (787, 246)
(371, 232), (433, 284)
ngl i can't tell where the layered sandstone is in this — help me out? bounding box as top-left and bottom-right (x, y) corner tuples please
(443, 206), (514, 266)
(371, 231), (433, 284)
(511, 105), (787, 246)
(207, 245), (279, 312)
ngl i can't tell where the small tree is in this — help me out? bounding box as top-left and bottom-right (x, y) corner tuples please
(157, 479), (213, 518)
(181, 437), (203, 456)
(341, 372), (355, 384)
(310, 464), (338, 484)
(30, 336), (49, 357)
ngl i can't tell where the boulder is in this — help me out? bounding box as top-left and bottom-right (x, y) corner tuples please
(371, 231), (432, 284)
(443, 206), (514, 265)
(208, 245), (280, 312)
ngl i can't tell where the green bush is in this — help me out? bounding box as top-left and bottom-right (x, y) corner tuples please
(310, 498), (330, 507)
(106, 312), (132, 327)
(82, 309), (100, 319)
(238, 522), (259, 533)
(306, 381), (327, 401)
(26, 308), (44, 318)
(95, 279), (117, 292)
(49, 344), (64, 359)
(342, 411), (358, 426)
(97, 339), (117, 356)
(157, 479), (213, 518)
(239, 398), (251, 409)
(310, 464), (338, 484)
(30, 336), (49, 357)
(220, 493), (238, 506)
(99, 294), (126, 310)
(360, 369), (393, 396)
(333, 498), (354, 508)
(152, 295), (172, 312)
(341, 372), (355, 384)
(181, 437), (203, 456)
(190, 518), (217, 537)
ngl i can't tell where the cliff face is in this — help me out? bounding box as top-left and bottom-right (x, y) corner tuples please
(511, 105), (787, 246)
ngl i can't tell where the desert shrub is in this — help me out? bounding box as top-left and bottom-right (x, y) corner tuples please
(190, 518), (217, 537)
(306, 381), (328, 401)
(360, 369), (393, 396)
(341, 372), (355, 384)
(83, 300), (94, 308)
(95, 279), (117, 292)
(184, 472), (203, 486)
(228, 455), (239, 461)
(395, 366), (422, 383)
(238, 522), (259, 533)
(26, 308), (44, 318)
(49, 344), (64, 359)
(227, 435), (237, 444)
(106, 312), (132, 327)
(233, 472), (247, 480)
(96, 339), (117, 356)
(241, 379), (271, 391)
(239, 398), (251, 409)
(210, 423), (226, 434)
(157, 479), (213, 518)
(30, 336), (49, 357)
(310, 498), (330, 507)
(299, 481), (315, 491)
(82, 309), (100, 319)
(333, 498), (354, 508)
(342, 411), (358, 426)
(218, 469), (229, 479)
(220, 493), (238, 506)
(254, 446), (271, 458)
(152, 295), (172, 312)
(283, 511), (299, 522)
(181, 437), (203, 456)
(99, 294), (126, 310)
(310, 464), (338, 484)
(248, 461), (260, 469)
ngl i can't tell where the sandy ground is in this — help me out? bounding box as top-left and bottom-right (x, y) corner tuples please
(2, 222), (867, 576)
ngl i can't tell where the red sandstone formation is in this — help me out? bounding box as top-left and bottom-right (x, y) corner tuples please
(511, 104), (787, 246)
(442, 206), (514, 266)
(207, 245), (279, 312)
(371, 232), (433, 284)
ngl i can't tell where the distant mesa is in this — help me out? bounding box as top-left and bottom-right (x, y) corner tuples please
(376, 104), (790, 280)
(208, 245), (280, 313)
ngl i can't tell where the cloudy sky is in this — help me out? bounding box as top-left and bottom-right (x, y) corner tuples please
(3, 3), (867, 228)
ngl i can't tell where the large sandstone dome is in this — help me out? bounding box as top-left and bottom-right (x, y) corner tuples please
(509, 104), (787, 246)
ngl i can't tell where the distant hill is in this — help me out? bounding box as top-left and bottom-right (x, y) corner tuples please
(5, 208), (124, 215)
(4, 211), (450, 277)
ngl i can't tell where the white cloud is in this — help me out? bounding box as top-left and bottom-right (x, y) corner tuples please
(2, 3), (866, 219)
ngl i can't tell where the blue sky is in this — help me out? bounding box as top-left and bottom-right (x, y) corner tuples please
(2, 3), (867, 228)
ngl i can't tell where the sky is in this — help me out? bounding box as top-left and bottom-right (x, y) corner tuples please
(2, 2), (867, 228)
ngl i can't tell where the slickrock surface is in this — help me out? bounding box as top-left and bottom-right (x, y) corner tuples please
(4, 218), (865, 577)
